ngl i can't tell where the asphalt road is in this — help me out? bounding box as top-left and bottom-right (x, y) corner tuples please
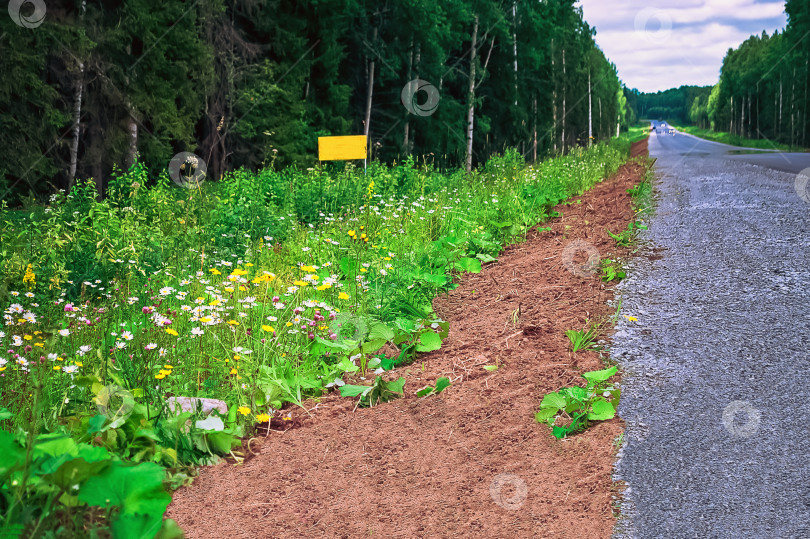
(612, 124), (810, 538)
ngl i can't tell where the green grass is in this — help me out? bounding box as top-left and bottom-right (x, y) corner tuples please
(670, 124), (806, 152)
(623, 124), (650, 144)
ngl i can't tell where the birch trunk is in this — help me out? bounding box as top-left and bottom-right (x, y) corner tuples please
(532, 96), (537, 163)
(68, 0), (86, 192)
(126, 113), (138, 170)
(551, 39), (557, 153)
(364, 26), (378, 159)
(465, 15), (478, 172)
(588, 69), (592, 146)
(402, 36), (413, 155)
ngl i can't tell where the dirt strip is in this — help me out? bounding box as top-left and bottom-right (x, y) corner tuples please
(168, 142), (648, 538)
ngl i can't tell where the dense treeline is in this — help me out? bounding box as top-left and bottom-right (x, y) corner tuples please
(705, 0), (809, 146)
(0, 0), (628, 202)
(625, 86), (712, 126)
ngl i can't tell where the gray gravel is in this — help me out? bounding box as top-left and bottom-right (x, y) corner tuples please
(612, 125), (810, 539)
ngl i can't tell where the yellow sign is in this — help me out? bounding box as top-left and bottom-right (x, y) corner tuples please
(318, 135), (367, 161)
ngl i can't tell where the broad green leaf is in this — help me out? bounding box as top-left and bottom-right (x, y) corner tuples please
(112, 513), (166, 539)
(207, 431), (239, 454)
(562, 386), (588, 402)
(367, 323), (395, 342)
(0, 430), (24, 476)
(434, 377), (451, 393)
(415, 386), (435, 398)
(337, 355), (360, 373)
(415, 331), (442, 352)
(34, 432), (78, 459)
(534, 407), (558, 423)
(88, 414), (107, 434)
(582, 366), (618, 384)
(483, 365), (498, 371)
(385, 377), (406, 394)
(540, 392), (566, 410)
(0, 407), (11, 420)
(362, 338), (386, 354)
(587, 398), (616, 421)
(78, 461), (171, 517)
(44, 449), (111, 490)
(456, 257), (482, 273)
(339, 384), (370, 397)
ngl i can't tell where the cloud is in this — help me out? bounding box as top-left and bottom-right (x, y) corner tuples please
(577, 0), (788, 92)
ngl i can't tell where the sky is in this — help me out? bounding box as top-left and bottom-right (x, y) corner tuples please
(577, 0), (788, 93)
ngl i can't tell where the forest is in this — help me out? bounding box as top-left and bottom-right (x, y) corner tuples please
(0, 0), (630, 203)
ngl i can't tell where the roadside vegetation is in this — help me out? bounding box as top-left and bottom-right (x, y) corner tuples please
(0, 141), (631, 537)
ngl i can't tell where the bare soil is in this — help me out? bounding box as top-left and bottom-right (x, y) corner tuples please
(168, 143), (649, 538)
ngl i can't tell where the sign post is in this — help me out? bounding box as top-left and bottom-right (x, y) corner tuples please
(318, 135), (368, 173)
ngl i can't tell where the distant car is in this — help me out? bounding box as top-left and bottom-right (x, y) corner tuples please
(668, 128), (675, 135)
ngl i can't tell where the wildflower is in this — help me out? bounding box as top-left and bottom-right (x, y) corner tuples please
(262, 325), (275, 333)
(338, 292), (350, 300)
(623, 315), (638, 322)
(122, 331), (134, 341)
(159, 348), (167, 357)
(22, 264), (36, 289)
(166, 328), (179, 336)
(255, 413), (270, 423)
(58, 329), (70, 337)
(209, 268), (222, 275)
(227, 320), (239, 326)
(145, 343), (157, 351)
(237, 406), (251, 416)
(77, 345), (92, 356)
(64, 365), (78, 374)
(155, 372), (166, 380)
(191, 327), (204, 336)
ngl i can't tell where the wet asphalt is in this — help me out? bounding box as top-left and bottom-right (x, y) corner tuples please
(612, 124), (810, 539)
